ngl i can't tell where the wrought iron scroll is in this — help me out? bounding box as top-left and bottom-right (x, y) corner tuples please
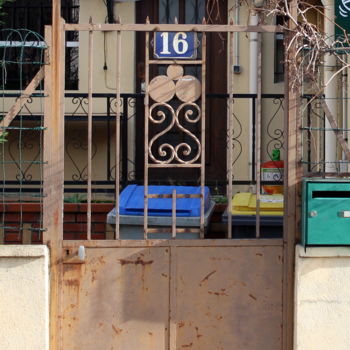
(7, 129), (41, 181)
(266, 97), (285, 156)
(147, 66), (202, 166)
(148, 102), (201, 164)
(65, 127), (97, 181)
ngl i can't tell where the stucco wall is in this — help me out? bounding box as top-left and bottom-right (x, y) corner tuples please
(295, 245), (350, 350)
(0, 245), (49, 350)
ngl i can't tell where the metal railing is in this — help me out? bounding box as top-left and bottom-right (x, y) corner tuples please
(0, 92), (290, 194)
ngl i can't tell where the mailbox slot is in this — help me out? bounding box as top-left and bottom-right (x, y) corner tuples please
(312, 191), (350, 198)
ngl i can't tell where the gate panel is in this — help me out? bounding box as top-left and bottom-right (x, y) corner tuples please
(174, 246), (283, 349)
(62, 247), (170, 350)
(61, 244), (283, 350)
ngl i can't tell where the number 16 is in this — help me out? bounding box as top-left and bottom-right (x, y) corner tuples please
(160, 32), (189, 55)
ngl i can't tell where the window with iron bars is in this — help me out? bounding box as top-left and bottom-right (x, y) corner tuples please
(0, 0), (79, 90)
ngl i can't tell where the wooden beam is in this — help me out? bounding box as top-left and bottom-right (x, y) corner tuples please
(0, 67), (44, 134)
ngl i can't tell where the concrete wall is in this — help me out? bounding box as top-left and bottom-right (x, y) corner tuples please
(0, 245), (49, 350)
(295, 245), (350, 350)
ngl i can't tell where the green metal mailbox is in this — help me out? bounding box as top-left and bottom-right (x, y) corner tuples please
(302, 178), (350, 246)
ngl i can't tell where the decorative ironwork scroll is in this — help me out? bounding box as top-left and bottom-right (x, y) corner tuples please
(148, 64), (202, 165)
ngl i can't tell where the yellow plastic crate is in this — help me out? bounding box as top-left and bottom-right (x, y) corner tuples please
(231, 192), (284, 216)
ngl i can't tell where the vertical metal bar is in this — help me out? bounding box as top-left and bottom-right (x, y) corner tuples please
(107, 97), (111, 181)
(283, 25), (297, 350)
(227, 23), (234, 239)
(122, 95), (128, 188)
(115, 29), (122, 240)
(255, 31), (262, 238)
(307, 99), (311, 172)
(87, 27), (93, 241)
(172, 189), (176, 239)
(43, 14), (65, 350)
(252, 96), (256, 181)
(200, 28), (206, 239)
(144, 24), (150, 240)
(169, 246), (177, 350)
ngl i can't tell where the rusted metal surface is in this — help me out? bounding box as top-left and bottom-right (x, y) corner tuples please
(61, 243), (283, 350)
(143, 22), (206, 238)
(115, 28), (122, 240)
(43, 10), (66, 350)
(174, 245), (283, 349)
(143, 27), (150, 240)
(200, 31), (206, 239)
(42, 21), (293, 350)
(227, 24), (234, 239)
(64, 23), (282, 33)
(255, 32), (262, 238)
(62, 247), (170, 350)
(87, 27), (93, 241)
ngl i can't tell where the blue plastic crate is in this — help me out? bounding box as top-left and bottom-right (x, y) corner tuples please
(119, 185), (211, 217)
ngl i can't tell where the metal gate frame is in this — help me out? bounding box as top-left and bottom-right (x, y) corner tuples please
(42, 3), (298, 349)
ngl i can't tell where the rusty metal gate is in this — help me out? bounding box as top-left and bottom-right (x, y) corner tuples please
(61, 241), (283, 350)
(42, 7), (296, 350)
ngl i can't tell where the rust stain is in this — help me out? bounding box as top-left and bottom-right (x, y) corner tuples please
(178, 321), (185, 328)
(249, 294), (257, 301)
(98, 256), (106, 265)
(91, 269), (97, 283)
(64, 279), (79, 287)
(220, 288), (226, 292)
(208, 290), (228, 297)
(112, 325), (123, 335)
(215, 315), (223, 320)
(70, 304), (76, 309)
(148, 332), (153, 336)
(256, 253), (263, 257)
(182, 343), (193, 348)
(119, 257), (154, 266)
(54, 210), (59, 226)
(199, 270), (217, 286)
(64, 264), (79, 272)
(195, 327), (203, 338)
(98, 322), (104, 328)
(210, 257), (230, 261)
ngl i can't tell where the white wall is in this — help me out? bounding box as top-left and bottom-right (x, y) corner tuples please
(0, 246), (49, 350)
(295, 245), (350, 350)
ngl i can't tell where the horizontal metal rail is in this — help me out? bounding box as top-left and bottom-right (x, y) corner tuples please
(64, 23), (282, 33)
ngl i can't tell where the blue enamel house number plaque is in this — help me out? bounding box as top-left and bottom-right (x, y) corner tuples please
(154, 32), (197, 59)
